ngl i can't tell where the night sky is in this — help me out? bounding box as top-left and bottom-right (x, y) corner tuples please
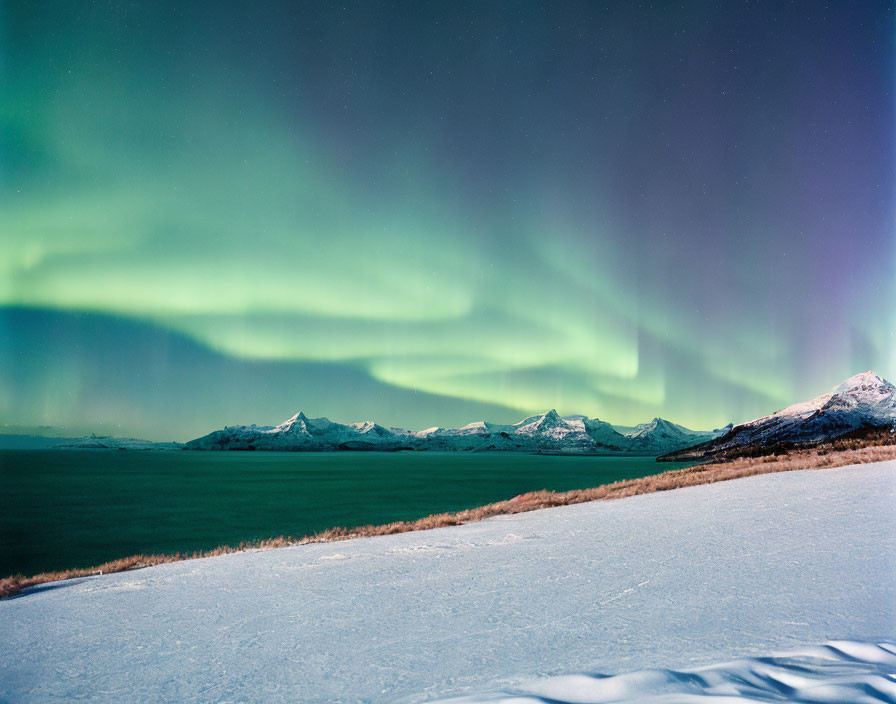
(1, 1), (893, 441)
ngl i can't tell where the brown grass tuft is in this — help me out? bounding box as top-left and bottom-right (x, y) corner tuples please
(3, 441), (894, 600)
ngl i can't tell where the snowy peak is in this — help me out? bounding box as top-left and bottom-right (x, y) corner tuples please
(277, 414), (354, 437)
(628, 417), (702, 439)
(582, 418), (630, 450)
(539, 409), (563, 424)
(349, 421), (395, 438)
(750, 370), (896, 428)
(510, 410), (596, 448)
(625, 417), (720, 453)
(628, 417), (662, 436)
(454, 421), (497, 435)
(832, 370), (891, 394)
(515, 409), (569, 433)
(285, 411), (309, 425)
(415, 426), (443, 437)
(824, 371), (895, 417)
(274, 411), (317, 434)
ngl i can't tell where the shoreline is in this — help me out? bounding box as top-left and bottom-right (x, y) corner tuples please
(3, 441), (895, 599)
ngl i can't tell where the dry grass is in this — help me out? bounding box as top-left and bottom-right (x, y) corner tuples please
(3, 441), (894, 600)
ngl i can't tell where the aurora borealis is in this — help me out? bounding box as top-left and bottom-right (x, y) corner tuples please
(1, 1), (893, 441)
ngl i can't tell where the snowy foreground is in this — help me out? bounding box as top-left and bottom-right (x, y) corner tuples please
(2, 463), (894, 703)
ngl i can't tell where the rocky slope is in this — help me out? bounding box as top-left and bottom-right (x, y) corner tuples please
(660, 371), (896, 462)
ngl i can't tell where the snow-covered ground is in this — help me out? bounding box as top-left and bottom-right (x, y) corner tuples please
(1, 462), (894, 703)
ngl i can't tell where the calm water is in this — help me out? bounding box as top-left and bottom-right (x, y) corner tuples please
(0, 450), (691, 577)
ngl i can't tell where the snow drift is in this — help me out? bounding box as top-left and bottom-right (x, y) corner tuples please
(436, 640), (896, 703)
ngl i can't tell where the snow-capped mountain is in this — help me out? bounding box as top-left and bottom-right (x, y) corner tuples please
(661, 371), (896, 462)
(622, 417), (728, 455)
(186, 409), (722, 455)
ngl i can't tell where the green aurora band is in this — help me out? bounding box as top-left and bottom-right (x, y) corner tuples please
(1, 2), (893, 439)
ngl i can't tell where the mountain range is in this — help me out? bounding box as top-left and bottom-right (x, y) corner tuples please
(15, 371), (895, 458)
(184, 410), (728, 456)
